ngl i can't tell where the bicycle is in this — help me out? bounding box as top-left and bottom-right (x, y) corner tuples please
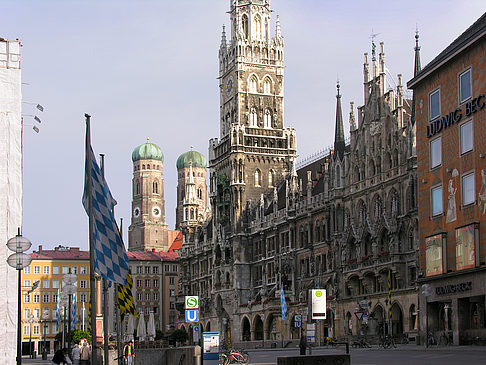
(439, 331), (452, 346)
(352, 338), (371, 348)
(379, 335), (396, 349)
(427, 332), (437, 346)
(219, 349), (249, 365)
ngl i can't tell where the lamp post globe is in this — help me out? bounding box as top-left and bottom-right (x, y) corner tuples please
(6, 232), (32, 365)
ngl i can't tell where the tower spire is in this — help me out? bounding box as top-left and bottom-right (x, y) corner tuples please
(221, 24), (227, 49)
(414, 28), (421, 77)
(275, 15), (282, 38)
(411, 29), (422, 126)
(334, 81), (345, 159)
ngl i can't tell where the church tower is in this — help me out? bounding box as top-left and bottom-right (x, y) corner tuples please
(209, 0), (297, 230)
(128, 140), (169, 251)
(175, 148), (208, 230)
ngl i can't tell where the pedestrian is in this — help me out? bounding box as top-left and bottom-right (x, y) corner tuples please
(123, 340), (135, 365)
(79, 341), (91, 365)
(299, 330), (307, 355)
(71, 343), (81, 365)
(52, 348), (71, 365)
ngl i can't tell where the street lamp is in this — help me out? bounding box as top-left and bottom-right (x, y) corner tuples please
(28, 315), (34, 358)
(62, 275), (77, 355)
(7, 231), (32, 365)
(41, 308), (50, 359)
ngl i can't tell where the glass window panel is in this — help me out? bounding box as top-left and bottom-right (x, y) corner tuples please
(460, 121), (473, 154)
(456, 225), (475, 270)
(430, 137), (441, 168)
(430, 89), (440, 120)
(460, 69), (472, 102)
(426, 234), (443, 276)
(432, 186), (443, 216)
(462, 173), (475, 206)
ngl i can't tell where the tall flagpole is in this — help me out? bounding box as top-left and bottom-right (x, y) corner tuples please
(85, 113), (98, 365)
(100, 154), (110, 365)
(116, 218), (124, 365)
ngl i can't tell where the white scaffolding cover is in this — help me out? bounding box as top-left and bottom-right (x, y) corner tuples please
(0, 39), (22, 365)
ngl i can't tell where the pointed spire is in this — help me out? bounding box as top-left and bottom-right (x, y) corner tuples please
(334, 81), (345, 159)
(220, 25), (227, 49)
(411, 29), (422, 126)
(275, 15), (282, 38)
(414, 27), (421, 77)
(349, 101), (356, 131)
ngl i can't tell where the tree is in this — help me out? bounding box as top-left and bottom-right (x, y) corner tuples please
(171, 329), (188, 344)
(72, 330), (91, 345)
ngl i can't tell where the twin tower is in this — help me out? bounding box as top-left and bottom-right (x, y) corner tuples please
(127, 140), (207, 252)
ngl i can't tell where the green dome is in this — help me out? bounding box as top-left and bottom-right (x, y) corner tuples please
(176, 150), (207, 170)
(132, 141), (164, 162)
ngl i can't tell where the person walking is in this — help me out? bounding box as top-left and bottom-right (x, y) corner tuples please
(299, 330), (307, 355)
(123, 340), (135, 365)
(71, 344), (81, 365)
(79, 342), (91, 365)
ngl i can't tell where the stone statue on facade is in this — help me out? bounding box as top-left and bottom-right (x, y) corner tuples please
(446, 179), (457, 223)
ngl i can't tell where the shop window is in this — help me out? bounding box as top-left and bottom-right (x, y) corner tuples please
(460, 120), (473, 155)
(425, 234), (444, 276)
(430, 137), (441, 169)
(462, 172), (475, 206)
(456, 224), (476, 270)
(429, 89), (441, 120)
(431, 185), (443, 216)
(459, 68), (472, 103)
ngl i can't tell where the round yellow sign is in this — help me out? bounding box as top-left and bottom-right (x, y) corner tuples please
(316, 290), (322, 297)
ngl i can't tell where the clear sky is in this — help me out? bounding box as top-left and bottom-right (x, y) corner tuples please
(2, 0), (485, 251)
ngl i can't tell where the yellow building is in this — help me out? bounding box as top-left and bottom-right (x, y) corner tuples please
(22, 245), (90, 355)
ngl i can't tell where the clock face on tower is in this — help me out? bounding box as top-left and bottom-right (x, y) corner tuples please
(133, 207), (140, 218)
(226, 78), (233, 94)
(152, 206), (161, 218)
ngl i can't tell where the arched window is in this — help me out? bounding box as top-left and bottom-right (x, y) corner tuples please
(153, 181), (158, 194)
(336, 165), (341, 187)
(242, 14), (249, 39)
(268, 169), (275, 187)
(265, 18), (268, 40)
(253, 14), (261, 39)
(254, 169), (261, 186)
(263, 78), (271, 94)
(136, 180), (140, 195)
(264, 109), (271, 128)
(250, 108), (258, 127)
(249, 77), (257, 93)
(197, 188), (202, 199)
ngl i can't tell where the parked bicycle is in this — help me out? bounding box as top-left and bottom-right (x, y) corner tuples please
(219, 349), (249, 365)
(352, 338), (371, 348)
(379, 335), (397, 349)
(427, 332), (437, 346)
(439, 331), (452, 346)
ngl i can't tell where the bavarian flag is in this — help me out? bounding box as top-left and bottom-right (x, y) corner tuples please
(117, 271), (138, 321)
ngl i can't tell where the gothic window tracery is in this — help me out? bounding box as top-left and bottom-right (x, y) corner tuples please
(264, 109), (271, 128)
(153, 181), (158, 194)
(254, 169), (261, 187)
(336, 165), (341, 187)
(263, 77), (271, 94)
(249, 77), (257, 93)
(242, 14), (249, 39)
(254, 14), (261, 39)
(250, 108), (258, 127)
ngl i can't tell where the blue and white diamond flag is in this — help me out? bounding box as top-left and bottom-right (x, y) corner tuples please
(83, 122), (129, 285)
(280, 283), (287, 321)
(71, 294), (78, 330)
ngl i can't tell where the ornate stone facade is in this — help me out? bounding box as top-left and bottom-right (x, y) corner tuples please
(177, 0), (418, 347)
